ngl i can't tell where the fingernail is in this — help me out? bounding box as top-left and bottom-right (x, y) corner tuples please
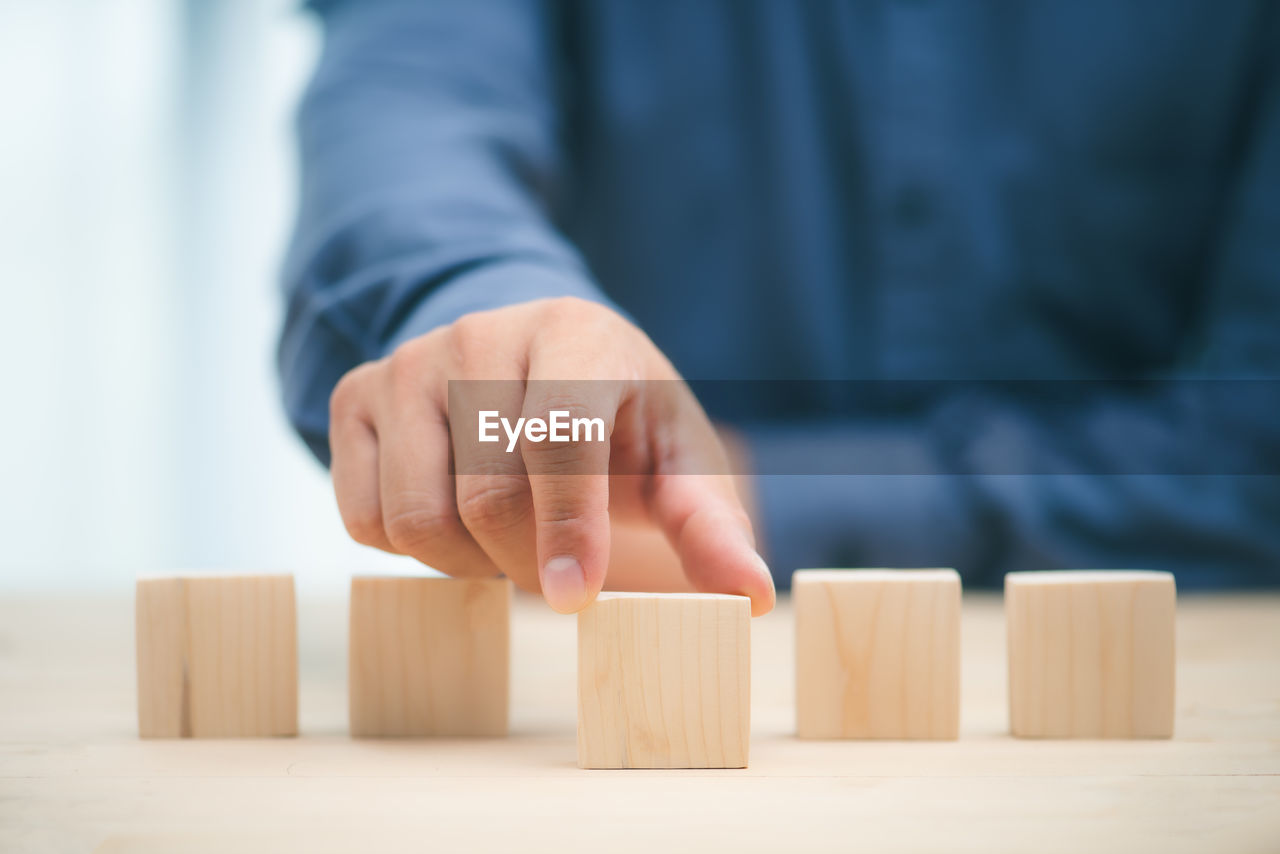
(541, 555), (588, 613)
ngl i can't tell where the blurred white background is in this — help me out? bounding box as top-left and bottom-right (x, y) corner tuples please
(0, 0), (409, 591)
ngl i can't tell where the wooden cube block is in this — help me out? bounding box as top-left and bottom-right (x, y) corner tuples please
(348, 576), (510, 737)
(1006, 570), (1176, 738)
(577, 593), (750, 769)
(136, 574), (297, 738)
(794, 569), (961, 739)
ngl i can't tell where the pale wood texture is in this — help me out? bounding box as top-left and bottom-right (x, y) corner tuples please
(1006, 570), (1176, 739)
(577, 592), (750, 768)
(2, 593), (1276, 853)
(135, 574), (297, 738)
(794, 569), (961, 739)
(348, 576), (510, 737)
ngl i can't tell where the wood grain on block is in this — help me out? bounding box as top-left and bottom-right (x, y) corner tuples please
(794, 569), (961, 739)
(135, 574), (297, 738)
(349, 576), (510, 737)
(1006, 570), (1176, 739)
(577, 592), (750, 769)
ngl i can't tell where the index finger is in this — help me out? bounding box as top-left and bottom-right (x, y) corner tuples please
(518, 370), (625, 613)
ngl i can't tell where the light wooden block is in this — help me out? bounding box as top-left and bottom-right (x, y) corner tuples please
(577, 592), (750, 769)
(1006, 570), (1176, 739)
(794, 569), (961, 739)
(135, 574), (297, 738)
(348, 576), (510, 737)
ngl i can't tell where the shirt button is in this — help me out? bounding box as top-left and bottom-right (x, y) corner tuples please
(892, 185), (934, 228)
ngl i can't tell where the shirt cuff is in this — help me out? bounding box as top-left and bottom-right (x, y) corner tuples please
(384, 259), (620, 353)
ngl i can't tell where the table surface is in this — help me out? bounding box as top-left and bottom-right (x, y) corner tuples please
(1, 592), (1277, 853)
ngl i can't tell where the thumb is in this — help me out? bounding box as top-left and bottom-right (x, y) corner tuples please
(649, 473), (776, 616)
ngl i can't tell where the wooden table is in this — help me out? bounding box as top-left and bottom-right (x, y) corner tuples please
(2, 593), (1277, 853)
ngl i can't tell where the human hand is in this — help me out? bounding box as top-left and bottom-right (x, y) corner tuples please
(328, 297), (775, 615)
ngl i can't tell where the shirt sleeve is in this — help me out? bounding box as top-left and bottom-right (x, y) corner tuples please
(278, 0), (613, 464)
(748, 28), (1280, 590)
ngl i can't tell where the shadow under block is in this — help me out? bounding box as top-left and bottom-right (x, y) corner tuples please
(577, 593), (751, 769)
(1006, 570), (1176, 739)
(135, 574), (298, 738)
(348, 576), (511, 737)
(794, 569), (961, 739)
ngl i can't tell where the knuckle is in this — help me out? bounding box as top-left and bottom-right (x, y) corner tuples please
(447, 312), (495, 366)
(535, 500), (590, 526)
(457, 476), (532, 535)
(386, 342), (428, 393)
(534, 477), (606, 525)
(450, 311), (489, 343)
(546, 296), (600, 323)
(529, 392), (596, 421)
(342, 511), (386, 548)
(727, 506), (754, 534)
(540, 297), (610, 337)
(521, 439), (592, 474)
(519, 402), (610, 473)
(383, 504), (457, 557)
(524, 391), (608, 436)
(329, 364), (370, 420)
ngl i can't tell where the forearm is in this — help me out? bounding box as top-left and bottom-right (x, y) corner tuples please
(279, 0), (611, 463)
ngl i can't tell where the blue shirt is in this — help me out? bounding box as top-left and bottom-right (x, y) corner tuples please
(280, 0), (1280, 588)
